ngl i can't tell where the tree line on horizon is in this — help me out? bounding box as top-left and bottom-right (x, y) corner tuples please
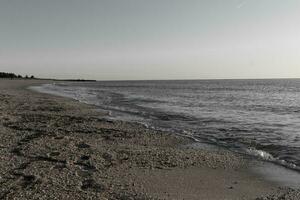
(0, 72), (35, 79)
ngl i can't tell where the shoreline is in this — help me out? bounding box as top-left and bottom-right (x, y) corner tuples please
(31, 81), (300, 179)
(31, 81), (300, 175)
(0, 79), (299, 199)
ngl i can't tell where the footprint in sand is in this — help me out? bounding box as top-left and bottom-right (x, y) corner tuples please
(76, 142), (91, 149)
(80, 179), (104, 193)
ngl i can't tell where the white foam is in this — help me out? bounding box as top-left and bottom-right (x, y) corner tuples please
(246, 148), (275, 161)
(245, 147), (299, 171)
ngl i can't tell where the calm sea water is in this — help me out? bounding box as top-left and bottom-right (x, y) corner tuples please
(32, 79), (300, 171)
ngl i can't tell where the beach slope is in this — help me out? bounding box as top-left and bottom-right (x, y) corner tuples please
(0, 79), (298, 200)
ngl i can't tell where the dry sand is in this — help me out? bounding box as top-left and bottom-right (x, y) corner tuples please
(0, 79), (299, 199)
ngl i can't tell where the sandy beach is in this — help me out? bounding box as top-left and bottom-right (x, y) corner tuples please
(0, 79), (299, 200)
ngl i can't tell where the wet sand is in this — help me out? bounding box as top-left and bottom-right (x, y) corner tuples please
(0, 79), (299, 199)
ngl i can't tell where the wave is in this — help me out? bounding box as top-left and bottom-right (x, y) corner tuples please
(246, 147), (275, 160)
(245, 147), (299, 171)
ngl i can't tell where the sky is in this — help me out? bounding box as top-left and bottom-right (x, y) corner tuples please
(1, 0), (300, 80)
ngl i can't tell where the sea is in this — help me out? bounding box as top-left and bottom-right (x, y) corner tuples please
(32, 79), (300, 171)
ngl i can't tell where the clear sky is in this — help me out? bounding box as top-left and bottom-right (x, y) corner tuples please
(1, 0), (300, 80)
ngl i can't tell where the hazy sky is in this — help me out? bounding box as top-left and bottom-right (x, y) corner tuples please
(1, 0), (300, 80)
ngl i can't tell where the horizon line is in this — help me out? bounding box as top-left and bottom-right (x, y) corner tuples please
(49, 77), (300, 82)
